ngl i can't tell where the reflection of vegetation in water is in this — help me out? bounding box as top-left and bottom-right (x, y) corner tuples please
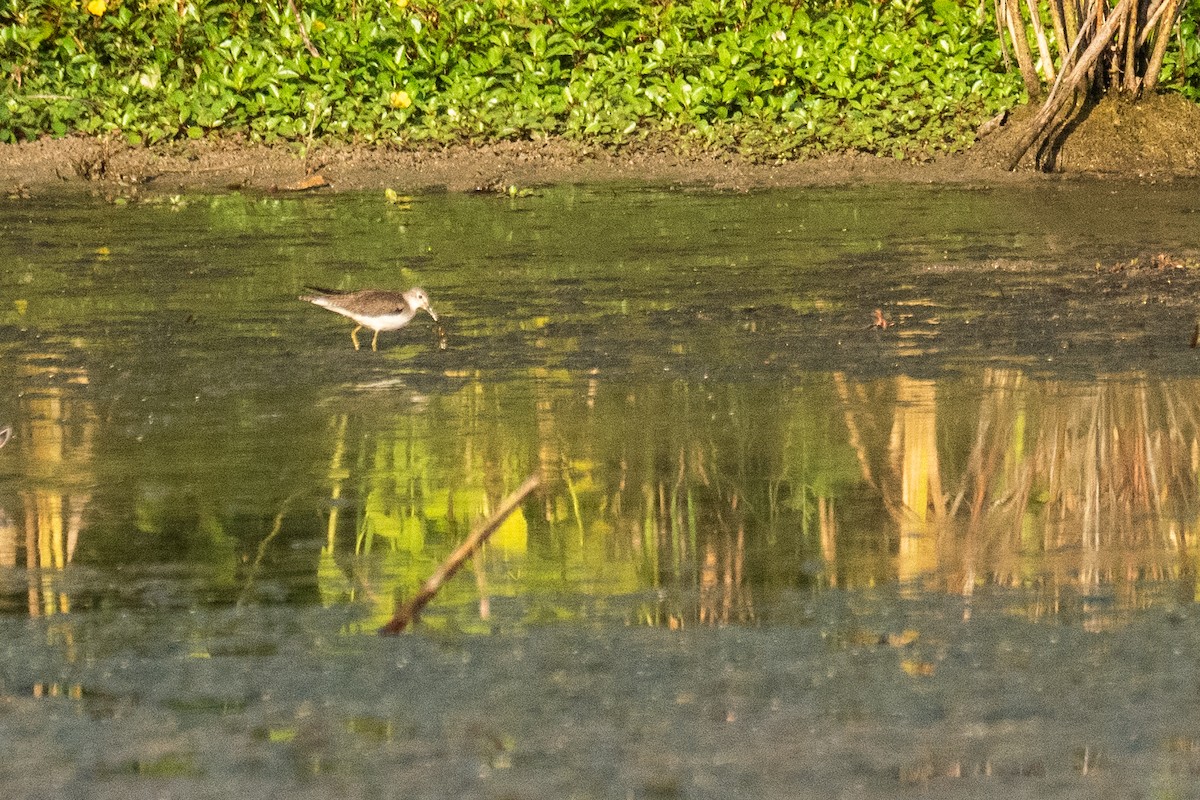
(6, 341), (1200, 631)
(313, 371), (866, 629)
(0, 353), (95, 618)
(835, 369), (1200, 623)
(312, 368), (1200, 629)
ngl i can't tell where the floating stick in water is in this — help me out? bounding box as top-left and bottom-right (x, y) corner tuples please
(379, 473), (541, 635)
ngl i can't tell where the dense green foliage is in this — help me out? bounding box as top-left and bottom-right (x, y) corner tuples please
(1168, 0), (1200, 101)
(0, 0), (1049, 156)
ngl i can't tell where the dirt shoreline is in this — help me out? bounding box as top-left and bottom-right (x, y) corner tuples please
(2, 94), (1199, 195)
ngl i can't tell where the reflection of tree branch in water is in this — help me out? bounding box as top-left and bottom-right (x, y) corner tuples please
(604, 421), (751, 625)
(560, 452), (586, 545)
(1137, 384), (1163, 520)
(948, 371), (1034, 551)
(237, 487), (307, 607)
(833, 372), (942, 526)
(13, 358), (95, 617)
(473, 548), (490, 621)
(839, 371), (1200, 605)
(832, 372), (881, 493)
(698, 515), (752, 626)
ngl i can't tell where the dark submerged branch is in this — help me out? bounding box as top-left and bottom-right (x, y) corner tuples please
(379, 473), (542, 635)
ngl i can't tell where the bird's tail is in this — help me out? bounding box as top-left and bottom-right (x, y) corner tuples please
(299, 285), (350, 303)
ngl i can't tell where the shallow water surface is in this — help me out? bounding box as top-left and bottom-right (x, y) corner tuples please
(3, 183), (1200, 798)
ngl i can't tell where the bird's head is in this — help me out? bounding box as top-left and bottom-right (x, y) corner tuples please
(404, 288), (438, 321)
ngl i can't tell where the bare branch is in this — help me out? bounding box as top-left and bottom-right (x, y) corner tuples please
(286, 0), (321, 59)
(379, 474), (542, 635)
(1144, 0), (1183, 89)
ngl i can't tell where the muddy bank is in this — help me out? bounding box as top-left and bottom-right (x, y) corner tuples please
(1, 93), (1199, 195)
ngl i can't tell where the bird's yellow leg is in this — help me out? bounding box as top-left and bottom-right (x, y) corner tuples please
(371, 329), (380, 352)
(351, 325), (362, 351)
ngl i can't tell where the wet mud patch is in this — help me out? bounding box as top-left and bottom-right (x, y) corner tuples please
(2, 94), (1200, 196)
(4, 596), (1200, 799)
(1053, 92), (1200, 175)
(759, 246), (1200, 382)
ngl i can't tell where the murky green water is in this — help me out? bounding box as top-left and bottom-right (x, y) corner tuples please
(3, 183), (1200, 798)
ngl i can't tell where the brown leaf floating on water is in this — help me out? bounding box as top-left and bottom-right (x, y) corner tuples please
(871, 309), (890, 330)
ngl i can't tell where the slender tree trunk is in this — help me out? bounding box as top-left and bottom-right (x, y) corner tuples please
(1121, 0), (1141, 93)
(1006, 0), (1044, 96)
(994, 0), (1014, 68)
(1144, 0), (1182, 89)
(1047, 0), (1071, 64)
(1024, 0), (1058, 82)
(1062, 0), (1082, 53)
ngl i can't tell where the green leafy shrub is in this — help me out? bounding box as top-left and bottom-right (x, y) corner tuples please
(0, 0), (1044, 155)
(1163, 0), (1200, 101)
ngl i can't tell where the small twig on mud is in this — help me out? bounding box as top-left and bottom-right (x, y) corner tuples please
(379, 474), (542, 635)
(151, 165), (239, 175)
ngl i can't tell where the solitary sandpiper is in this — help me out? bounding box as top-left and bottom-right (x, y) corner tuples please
(300, 287), (439, 351)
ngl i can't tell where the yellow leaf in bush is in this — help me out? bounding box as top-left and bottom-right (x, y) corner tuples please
(86, 0), (107, 15)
